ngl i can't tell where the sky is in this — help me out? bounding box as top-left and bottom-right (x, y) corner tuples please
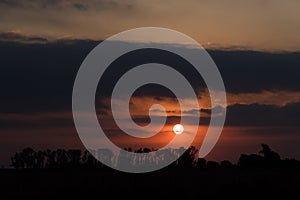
(1, 0), (300, 51)
(0, 0), (300, 166)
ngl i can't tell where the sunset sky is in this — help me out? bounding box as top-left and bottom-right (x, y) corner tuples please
(1, 0), (300, 166)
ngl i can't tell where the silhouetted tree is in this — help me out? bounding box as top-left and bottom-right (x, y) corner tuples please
(11, 152), (23, 169)
(238, 153), (264, 168)
(177, 146), (198, 168)
(10, 144), (300, 170)
(238, 144), (282, 168)
(207, 161), (220, 169)
(282, 158), (300, 168)
(259, 143), (281, 167)
(34, 150), (45, 169)
(196, 158), (207, 169)
(221, 160), (233, 168)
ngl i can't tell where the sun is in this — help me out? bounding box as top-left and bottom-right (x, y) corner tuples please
(173, 124), (184, 135)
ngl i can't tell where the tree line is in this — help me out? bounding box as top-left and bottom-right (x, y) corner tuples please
(10, 144), (300, 170)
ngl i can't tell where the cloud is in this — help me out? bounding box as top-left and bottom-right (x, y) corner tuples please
(132, 102), (300, 127)
(0, 31), (48, 43)
(1, 0), (300, 51)
(227, 90), (300, 107)
(0, 0), (133, 11)
(209, 50), (300, 93)
(183, 106), (225, 115)
(2, 101), (299, 134)
(1, 37), (300, 129)
(72, 3), (88, 11)
(225, 102), (300, 126)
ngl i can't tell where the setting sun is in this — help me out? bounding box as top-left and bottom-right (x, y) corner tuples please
(173, 124), (184, 135)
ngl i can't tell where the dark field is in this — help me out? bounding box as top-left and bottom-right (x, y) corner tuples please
(1, 167), (299, 199)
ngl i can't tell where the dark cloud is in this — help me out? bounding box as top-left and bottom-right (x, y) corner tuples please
(209, 50), (300, 93)
(0, 38), (98, 114)
(132, 115), (180, 126)
(96, 47), (207, 99)
(132, 103), (300, 126)
(0, 0), (20, 7)
(1, 35), (300, 127)
(0, 0), (62, 9)
(0, 0), (133, 11)
(73, 3), (88, 11)
(2, 102), (299, 132)
(190, 102), (300, 126)
(183, 106), (225, 115)
(225, 102), (300, 126)
(0, 31), (48, 43)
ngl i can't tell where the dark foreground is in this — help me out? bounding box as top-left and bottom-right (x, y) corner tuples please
(1, 166), (299, 199)
(3, 144), (300, 199)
